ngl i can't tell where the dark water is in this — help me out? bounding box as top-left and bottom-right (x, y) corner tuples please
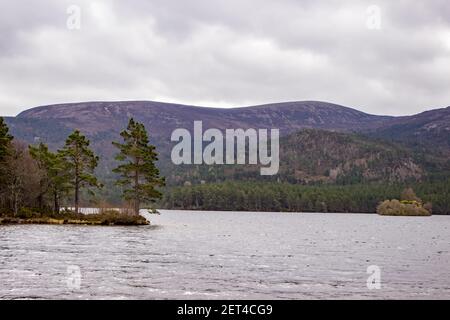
(0, 210), (449, 299)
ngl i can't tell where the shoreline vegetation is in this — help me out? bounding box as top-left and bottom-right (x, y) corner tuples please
(0, 117), (164, 226)
(0, 209), (150, 226)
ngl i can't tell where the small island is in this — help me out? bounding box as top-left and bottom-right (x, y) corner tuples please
(0, 118), (164, 226)
(0, 209), (149, 226)
(377, 188), (432, 216)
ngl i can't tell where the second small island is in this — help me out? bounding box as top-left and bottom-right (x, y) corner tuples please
(377, 188), (432, 216)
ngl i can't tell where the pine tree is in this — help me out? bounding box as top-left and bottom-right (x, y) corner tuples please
(401, 187), (421, 203)
(59, 130), (101, 214)
(0, 117), (13, 163)
(112, 118), (165, 215)
(0, 117), (14, 205)
(29, 143), (71, 213)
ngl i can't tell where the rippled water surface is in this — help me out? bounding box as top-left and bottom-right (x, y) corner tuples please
(0, 210), (449, 299)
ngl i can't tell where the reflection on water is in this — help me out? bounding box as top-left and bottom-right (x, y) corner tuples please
(0, 210), (449, 299)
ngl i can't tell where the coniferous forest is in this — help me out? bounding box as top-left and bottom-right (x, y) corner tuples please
(161, 180), (449, 214)
(2, 113), (450, 216)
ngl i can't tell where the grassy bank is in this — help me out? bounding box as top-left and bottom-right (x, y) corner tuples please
(0, 210), (150, 226)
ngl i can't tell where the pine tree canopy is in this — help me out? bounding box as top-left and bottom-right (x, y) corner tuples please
(0, 117), (13, 162)
(113, 118), (165, 211)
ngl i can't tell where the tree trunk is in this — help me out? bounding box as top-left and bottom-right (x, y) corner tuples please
(134, 155), (140, 215)
(74, 155), (79, 214)
(53, 189), (60, 214)
(11, 177), (19, 217)
(13, 188), (18, 217)
(13, 193), (18, 217)
(75, 178), (79, 214)
(134, 173), (140, 215)
(74, 144), (80, 214)
(134, 199), (140, 216)
(38, 193), (44, 210)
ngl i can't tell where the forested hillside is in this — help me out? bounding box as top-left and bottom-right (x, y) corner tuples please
(162, 181), (450, 215)
(166, 129), (427, 186)
(3, 100), (450, 214)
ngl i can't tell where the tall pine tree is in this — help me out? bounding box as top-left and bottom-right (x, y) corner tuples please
(0, 117), (13, 204)
(0, 117), (13, 162)
(29, 143), (71, 213)
(113, 118), (165, 215)
(59, 130), (101, 214)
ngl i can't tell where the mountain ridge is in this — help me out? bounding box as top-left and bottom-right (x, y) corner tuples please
(6, 100), (448, 147)
(4, 99), (449, 147)
(11, 100), (395, 137)
(3, 100), (450, 186)
(16, 99), (392, 117)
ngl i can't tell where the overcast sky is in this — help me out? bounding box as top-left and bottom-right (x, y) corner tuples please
(1, 0), (450, 116)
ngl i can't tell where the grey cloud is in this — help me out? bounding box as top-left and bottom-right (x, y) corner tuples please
(0, 0), (449, 116)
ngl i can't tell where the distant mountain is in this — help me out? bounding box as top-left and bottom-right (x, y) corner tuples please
(3, 100), (450, 186)
(365, 106), (450, 154)
(11, 100), (392, 138)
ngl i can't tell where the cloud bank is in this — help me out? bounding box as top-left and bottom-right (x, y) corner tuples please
(1, 0), (450, 116)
